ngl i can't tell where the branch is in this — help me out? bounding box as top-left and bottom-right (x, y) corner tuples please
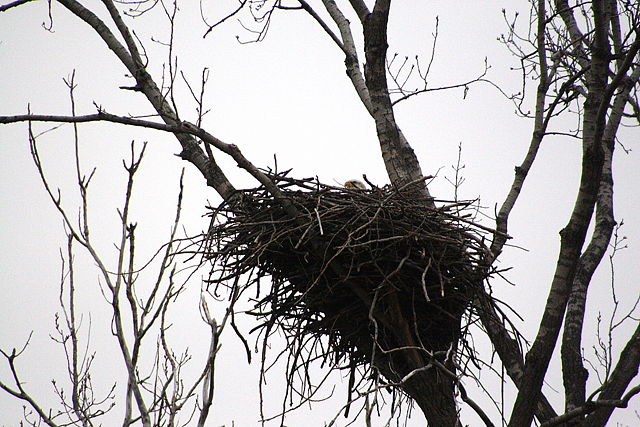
(108, 144), (152, 427)
(476, 292), (558, 421)
(0, 336), (61, 427)
(426, 355), (495, 427)
(507, 2), (612, 425)
(0, 0), (36, 11)
(490, 0), (552, 261)
(320, 0), (372, 112)
(100, 0), (144, 71)
(583, 321), (640, 426)
(56, 0), (236, 199)
(310, 1), (434, 202)
(594, 36), (640, 136)
(391, 74), (491, 106)
(554, 0), (590, 71)
(540, 384), (640, 427)
(561, 57), (640, 417)
(203, 0), (245, 38)
(297, 0), (346, 54)
(196, 298), (222, 427)
(1, 112), (175, 131)
(1, 111), (302, 220)
(347, 0), (369, 21)
(360, 0), (432, 199)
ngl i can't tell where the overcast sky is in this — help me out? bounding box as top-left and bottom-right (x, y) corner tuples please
(1, 1), (639, 426)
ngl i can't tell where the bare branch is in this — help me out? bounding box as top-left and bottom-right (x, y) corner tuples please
(297, 0), (346, 54)
(56, 0), (236, 199)
(561, 55), (640, 418)
(541, 384), (640, 426)
(203, 0), (246, 38)
(490, 0), (552, 261)
(0, 0), (37, 12)
(583, 322), (640, 426)
(0, 334), (61, 427)
(508, 1), (613, 424)
(320, 0), (372, 112)
(347, 0), (369, 21)
(1, 111), (297, 212)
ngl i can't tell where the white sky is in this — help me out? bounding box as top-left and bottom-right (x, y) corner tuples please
(1, 1), (639, 426)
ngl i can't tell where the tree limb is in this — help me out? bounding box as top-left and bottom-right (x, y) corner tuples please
(540, 384), (640, 427)
(0, 0), (37, 12)
(582, 322), (640, 426)
(507, 2), (612, 425)
(561, 58), (640, 417)
(56, 0), (236, 199)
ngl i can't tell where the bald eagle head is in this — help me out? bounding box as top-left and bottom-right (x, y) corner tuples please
(344, 179), (366, 190)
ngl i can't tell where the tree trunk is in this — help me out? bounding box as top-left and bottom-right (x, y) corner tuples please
(363, 4), (432, 201)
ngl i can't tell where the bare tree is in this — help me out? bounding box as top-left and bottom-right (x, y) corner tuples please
(1, 1), (639, 426)
(495, 2), (640, 426)
(0, 70), (229, 426)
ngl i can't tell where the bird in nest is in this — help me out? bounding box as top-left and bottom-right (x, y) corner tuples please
(344, 179), (367, 190)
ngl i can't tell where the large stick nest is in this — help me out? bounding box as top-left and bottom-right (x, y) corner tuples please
(204, 175), (495, 387)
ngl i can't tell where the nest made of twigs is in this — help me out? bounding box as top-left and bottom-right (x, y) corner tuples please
(203, 175), (495, 384)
